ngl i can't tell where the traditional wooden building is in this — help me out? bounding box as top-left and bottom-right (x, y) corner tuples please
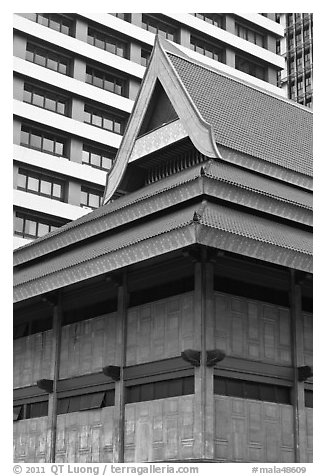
(13, 37), (313, 463)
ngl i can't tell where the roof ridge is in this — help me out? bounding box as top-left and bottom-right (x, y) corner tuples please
(166, 49), (313, 114)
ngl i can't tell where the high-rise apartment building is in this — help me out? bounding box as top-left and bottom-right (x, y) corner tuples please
(277, 13), (313, 108)
(13, 13), (285, 249)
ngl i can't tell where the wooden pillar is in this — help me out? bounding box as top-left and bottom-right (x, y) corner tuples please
(112, 273), (128, 463)
(290, 270), (307, 462)
(48, 293), (62, 463)
(193, 249), (215, 460)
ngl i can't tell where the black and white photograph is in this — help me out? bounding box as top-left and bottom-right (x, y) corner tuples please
(10, 6), (314, 471)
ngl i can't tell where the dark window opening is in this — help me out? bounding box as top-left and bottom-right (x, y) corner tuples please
(129, 276), (194, 307)
(214, 377), (291, 405)
(62, 298), (118, 326)
(126, 376), (194, 404)
(305, 390), (313, 408)
(214, 276), (289, 307)
(57, 390), (115, 414)
(13, 406), (22, 421)
(235, 55), (266, 81)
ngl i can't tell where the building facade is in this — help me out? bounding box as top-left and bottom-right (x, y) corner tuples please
(277, 13), (313, 108)
(13, 13), (285, 248)
(13, 37), (313, 463)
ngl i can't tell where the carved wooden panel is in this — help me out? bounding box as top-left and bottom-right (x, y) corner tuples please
(214, 395), (294, 462)
(124, 395), (195, 462)
(302, 312), (313, 366)
(126, 293), (195, 365)
(13, 417), (50, 463)
(13, 331), (53, 388)
(59, 313), (118, 379)
(305, 408), (313, 462)
(214, 292), (291, 365)
(55, 407), (114, 462)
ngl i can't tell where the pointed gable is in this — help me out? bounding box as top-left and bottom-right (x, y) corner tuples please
(138, 80), (178, 136)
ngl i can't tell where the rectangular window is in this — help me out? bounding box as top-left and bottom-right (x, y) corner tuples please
(23, 84), (68, 116)
(190, 36), (224, 63)
(193, 13), (224, 29)
(141, 48), (151, 67)
(141, 14), (177, 42)
(214, 377), (291, 405)
(14, 212), (64, 239)
(57, 390), (115, 414)
(31, 13), (73, 36)
(125, 376), (194, 404)
(82, 145), (114, 171)
(84, 105), (125, 135)
(236, 23), (265, 48)
(13, 406), (22, 421)
(17, 168), (65, 201)
(80, 186), (103, 209)
(87, 27), (128, 58)
(85, 66), (126, 97)
(235, 55), (266, 81)
(20, 125), (67, 157)
(26, 43), (70, 75)
(109, 13), (131, 22)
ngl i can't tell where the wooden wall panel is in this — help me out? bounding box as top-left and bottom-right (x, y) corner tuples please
(214, 292), (292, 365)
(214, 395), (294, 462)
(55, 407), (114, 462)
(124, 395), (195, 462)
(126, 293), (195, 365)
(59, 313), (118, 379)
(13, 417), (50, 463)
(302, 312), (313, 366)
(13, 331), (53, 388)
(305, 408), (313, 462)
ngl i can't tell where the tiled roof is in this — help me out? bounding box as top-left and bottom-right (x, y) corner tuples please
(14, 201), (312, 302)
(203, 161), (312, 209)
(13, 165), (203, 266)
(200, 203), (312, 255)
(168, 53), (313, 177)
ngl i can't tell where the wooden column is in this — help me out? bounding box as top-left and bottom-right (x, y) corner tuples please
(193, 249), (215, 460)
(48, 293), (62, 463)
(290, 270), (307, 462)
(112, 273), (128, 463)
